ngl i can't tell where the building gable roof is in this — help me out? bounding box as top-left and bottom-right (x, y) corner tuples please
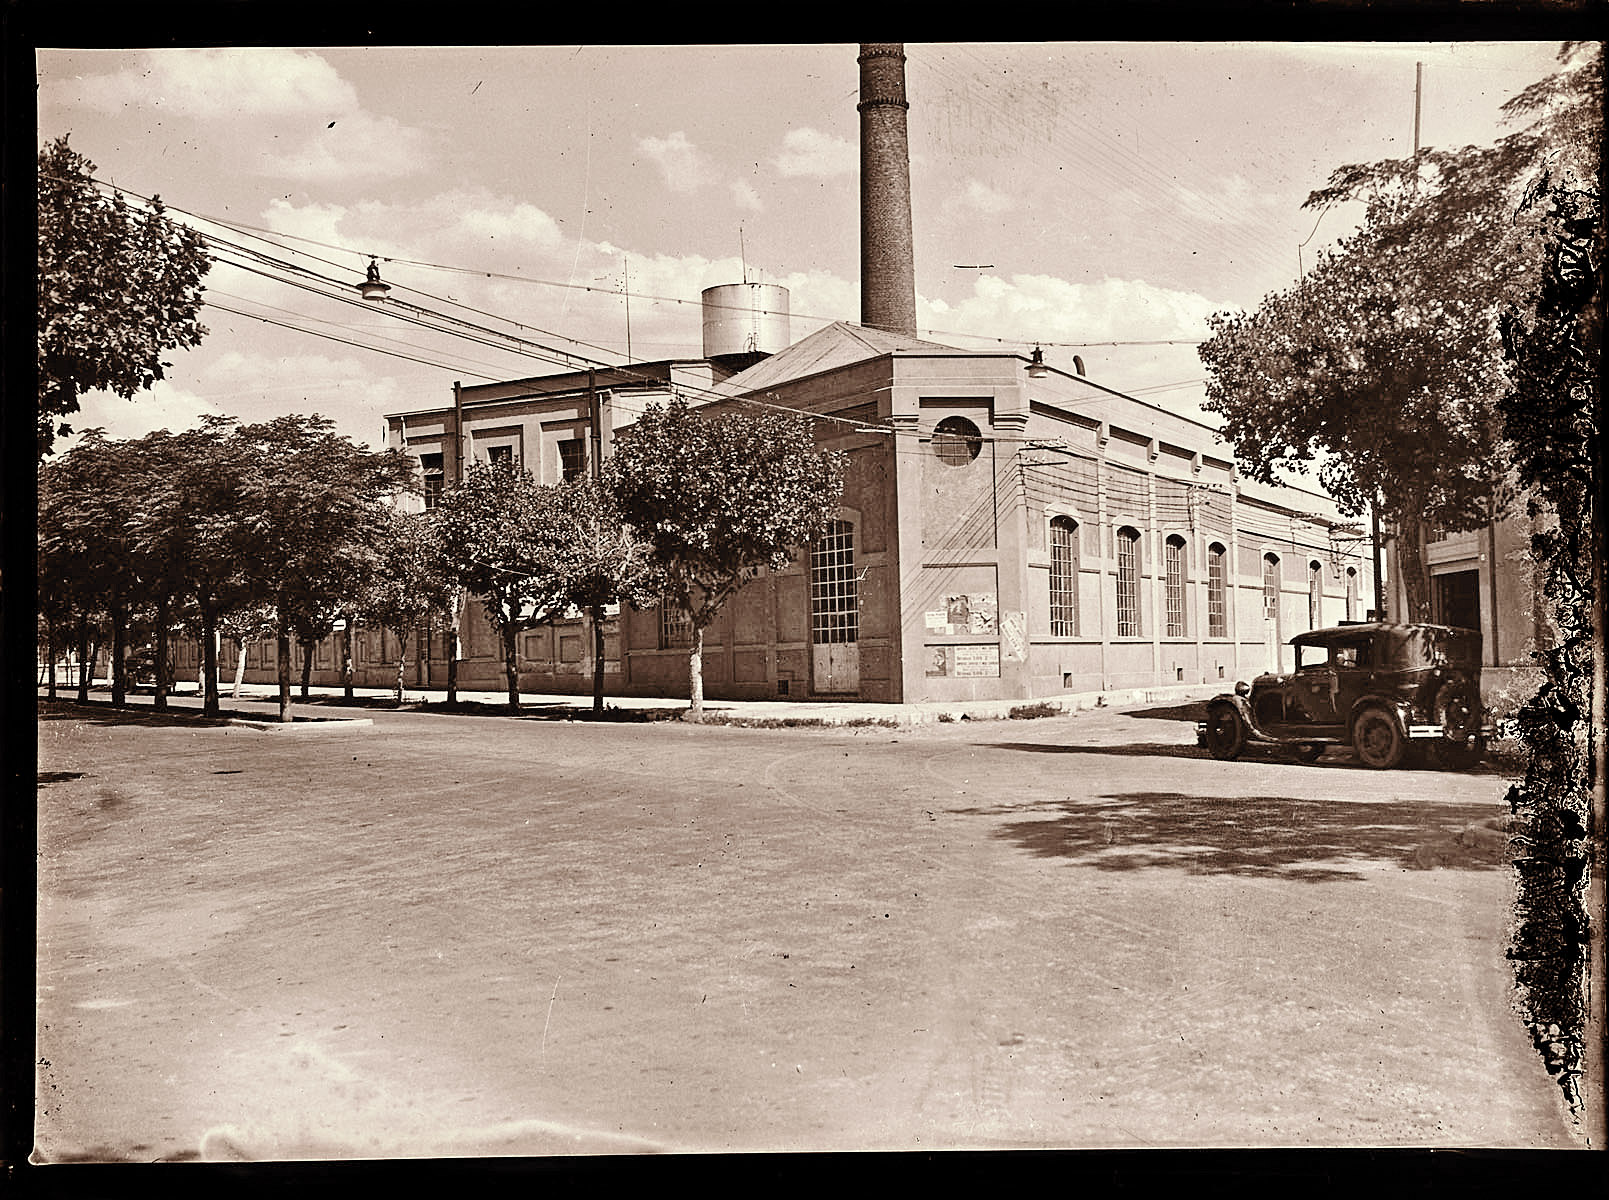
(711, 320), (955, 395)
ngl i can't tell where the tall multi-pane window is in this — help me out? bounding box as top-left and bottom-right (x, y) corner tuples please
(418, 452), (444, 509)
(1116, 526), (1141, 637)
(1262, 553), (1281, 619)
(1346, 567), (1359, 621)
(558, 438), (586, 482)
(1165, 535), (1187, 637)
(811, 521), (858, 645)
(1207, 542), (1228, 637)
(659, 599), (693, 649)
(1049, 517), (1079, 636)
(1308, 561), (1324, 629)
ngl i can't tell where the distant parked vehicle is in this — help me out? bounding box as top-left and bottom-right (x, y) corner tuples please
(126, 645), (161, 687)
(1197, 622), (1494, 770)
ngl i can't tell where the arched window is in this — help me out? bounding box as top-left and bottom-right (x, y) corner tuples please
(1262, 553), (1280, 620)
(1308, 560), (1324, 629)
(932, 416), (983, 466)
(1165, 535), (1188, 637)
(1049, 517), (1079, 636)
(1207, 542), (1228, 638)
(1116, 526), (1142, 637)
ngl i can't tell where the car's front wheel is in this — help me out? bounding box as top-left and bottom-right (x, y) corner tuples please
(1204, 703), (1246, 761)
(1352, 706), (1406, 769)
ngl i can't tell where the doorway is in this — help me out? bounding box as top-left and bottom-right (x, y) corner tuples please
(1434, 569), (1481, 633)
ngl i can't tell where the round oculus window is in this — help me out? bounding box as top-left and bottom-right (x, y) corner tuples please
(932, 416), (982, 466)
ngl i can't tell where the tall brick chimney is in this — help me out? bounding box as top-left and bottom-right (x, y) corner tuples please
(858, 43), (917, 337)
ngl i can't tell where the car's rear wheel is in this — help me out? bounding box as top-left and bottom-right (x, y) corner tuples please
(1352, 706), (1406, 769)
(1435, 681), (1482, 743)
(1204, 703), (1246, 761)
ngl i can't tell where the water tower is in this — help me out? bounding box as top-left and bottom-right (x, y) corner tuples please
(701, 282), (790, 359)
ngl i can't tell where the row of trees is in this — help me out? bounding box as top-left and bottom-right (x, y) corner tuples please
(39, 399), (846, 724)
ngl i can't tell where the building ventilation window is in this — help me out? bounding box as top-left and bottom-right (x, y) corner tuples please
(811, 521), (859, 644)
(1207, 542), (1228, 638)
(1116, 526), (1141, 637)
(1049, 517), (1079, 637)
(1165, 535), (1187, 638)
(559, 438), (586, 482)
(932, 416), (983, 466)
(419, 452), (444, 509)
(659, 599), (693, 649)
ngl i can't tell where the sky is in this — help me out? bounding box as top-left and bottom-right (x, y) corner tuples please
(35, 40), (1575, 452)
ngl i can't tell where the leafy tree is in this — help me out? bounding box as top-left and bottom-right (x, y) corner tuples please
(540, 475), (657, 714)
(1496, 158), (1603, 1127)
(37, 136), (211, 459)
(605, 397), (845, 720)
(232, 415), (415, 722)
(431, 459), (573, 712)
(1197, 44), (1601, 621)
(359, 508), (457, 704)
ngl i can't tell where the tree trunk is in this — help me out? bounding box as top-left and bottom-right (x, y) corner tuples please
(1394, 509), (1433, 623)
(503, 618), (520, 713)
(276, 624), (293, 723)
(153, 596), (171, 710)
(232, 639), (249, 698)
(590, 604), (606, 715)
(202, 604), (220, 717)
(299, 637), (315, 699)
(687, 625), (705, 723)
(46, 623), (57, 700)
(394, 630), (410, 704)
(76, 613), (90, 703)
(447, 592), (462, 704)
(110, 604), (127, 707)
(342, 621), (355, 700)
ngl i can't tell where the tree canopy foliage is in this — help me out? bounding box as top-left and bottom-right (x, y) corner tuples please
(1197, 43), (1601, 621)
(37, 136), (212, 459)
(606, 397), (845, 718)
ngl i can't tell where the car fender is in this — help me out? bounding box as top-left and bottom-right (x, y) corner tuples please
(1203, 692), (1278, 742)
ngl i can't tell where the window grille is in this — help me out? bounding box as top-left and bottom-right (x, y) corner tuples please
(932, 416), (982, 466)
(1263, 554), (1280, 619)
(660, 600), (692, 649)
(1116, 527), (1140, 637)
(811, 521), (858, 644)
(1049, 517), (1079, 637)
(559, 438), (586, 482)
(1207, 543), (1227, 637)
(419, 452), (444, 509)
(1165, 535), (1186, 637)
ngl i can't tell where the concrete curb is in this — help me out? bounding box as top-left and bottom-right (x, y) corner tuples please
(226, 717), (375, 732)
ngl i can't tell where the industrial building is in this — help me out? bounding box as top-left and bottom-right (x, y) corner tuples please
(194, 43), (1383, 704)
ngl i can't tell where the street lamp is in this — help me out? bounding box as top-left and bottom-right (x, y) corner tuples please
(357, 256), (391, 301)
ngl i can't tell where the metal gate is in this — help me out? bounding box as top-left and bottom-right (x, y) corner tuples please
(810, 521), (859, 694)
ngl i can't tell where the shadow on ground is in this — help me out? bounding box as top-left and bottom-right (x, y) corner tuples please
(1120, 700), (1211, 722)
(37, 700), (234, 728)
(951, 791), (1520, 881)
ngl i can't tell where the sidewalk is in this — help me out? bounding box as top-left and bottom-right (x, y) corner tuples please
(42, 678), (1223, 728)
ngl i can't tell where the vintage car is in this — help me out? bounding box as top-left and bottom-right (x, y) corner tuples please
(1196, 622), (1495, 769)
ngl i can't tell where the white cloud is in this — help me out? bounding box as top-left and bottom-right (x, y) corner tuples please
(922, 273), (1218, 346)
(68, 48), (358, 120)
(774, 128), (856, 178)
(948, 178), (1015, 216)
(64, 382), (226, 445)
(638, 131), (713, 193)
(730, 180), (763, 212)
(258, 110), (433, 183)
